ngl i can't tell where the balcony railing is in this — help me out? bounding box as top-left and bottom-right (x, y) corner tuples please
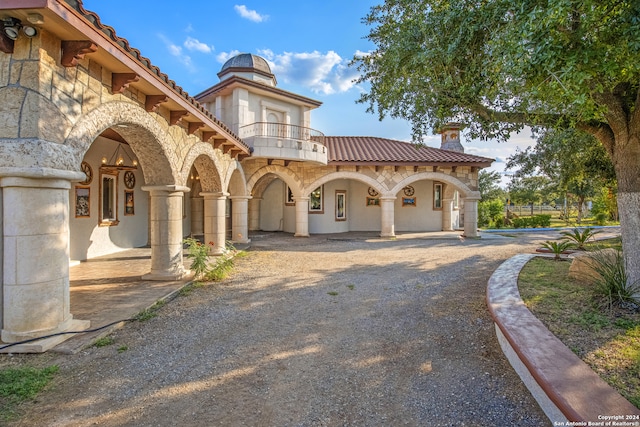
(239, 122), (325, 146)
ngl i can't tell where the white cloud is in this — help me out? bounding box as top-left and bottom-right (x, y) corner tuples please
(234, 5), (268, 23)
(216, 50), (242, 63)
(158, 34), (194, 71)
(184, 37), (213, 54)
(258, 50), (360, 95)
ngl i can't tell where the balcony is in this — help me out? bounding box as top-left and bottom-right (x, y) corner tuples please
(239, 122), (327, 165)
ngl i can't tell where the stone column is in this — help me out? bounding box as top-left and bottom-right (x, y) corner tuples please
(230, 196), (251, 244)
(294, 196), (310, 237)
(442, 199), (454, 231)
(248, 197), (261, 231)
(1, 175), (90, 346)
(142, 185), (190, 280)
(463, 197), (480, 238)
(189, 180), (203, 236)
(202, 192), (228, 255)
(380, 196), (396, 237)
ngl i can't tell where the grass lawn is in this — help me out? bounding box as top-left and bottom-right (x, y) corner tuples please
(518, 244), (640, 409)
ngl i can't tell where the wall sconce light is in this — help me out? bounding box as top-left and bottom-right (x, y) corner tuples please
(2, 17), (38, 40)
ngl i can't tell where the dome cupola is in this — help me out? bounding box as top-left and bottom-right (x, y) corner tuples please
(218, 53), (277, 86)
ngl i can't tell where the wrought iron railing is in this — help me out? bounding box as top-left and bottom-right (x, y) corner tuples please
(239, 122), (325, 146)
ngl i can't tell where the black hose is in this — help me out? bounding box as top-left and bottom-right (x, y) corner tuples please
(0, 318), (136, 351)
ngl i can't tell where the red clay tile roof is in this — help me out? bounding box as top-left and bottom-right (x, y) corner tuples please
(325, 136), (494, 166)
(63, 0), (247, 151)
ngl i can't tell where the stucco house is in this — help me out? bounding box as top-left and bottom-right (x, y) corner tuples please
(0, 0), (492, 351)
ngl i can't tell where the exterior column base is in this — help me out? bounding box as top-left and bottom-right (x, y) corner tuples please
(142, 266), (188, 281)
(0, 319), (90, 353)
(379, 232), (396, 238)
(294, 232), (309, 237)
(231, 238), (251, 245)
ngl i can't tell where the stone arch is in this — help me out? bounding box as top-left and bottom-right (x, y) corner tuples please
(180, 143), (225, 192)
(226, 161), (248, 196)
(390, 172), (479, 199)
(0, 86), (80, 172)
(304, 171), (386, 195)
(65, 101), (178, 185)
(247, 164), (303, 196)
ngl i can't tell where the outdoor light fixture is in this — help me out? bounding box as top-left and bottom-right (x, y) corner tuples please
(101, 143), (138, 170)
(1, 17), (38, 40)
(2, 17), (20, 40)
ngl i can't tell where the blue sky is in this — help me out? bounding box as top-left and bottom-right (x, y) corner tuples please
(82, 0), (535, 182)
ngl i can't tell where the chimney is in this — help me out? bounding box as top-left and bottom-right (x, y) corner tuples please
(440, 122), (464, 153)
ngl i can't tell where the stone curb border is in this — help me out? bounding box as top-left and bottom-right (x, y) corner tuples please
(487, 254), (640, 424)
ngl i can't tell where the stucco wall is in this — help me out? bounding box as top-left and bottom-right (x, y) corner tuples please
(69, 136), (149, 261)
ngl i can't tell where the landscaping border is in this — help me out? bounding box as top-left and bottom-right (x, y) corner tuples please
(487, 253), (640, 424)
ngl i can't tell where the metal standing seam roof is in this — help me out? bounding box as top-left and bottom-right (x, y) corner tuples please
(325, 136), (494, 165)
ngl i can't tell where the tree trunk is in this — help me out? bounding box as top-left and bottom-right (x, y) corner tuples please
(613, 134), (640, 287)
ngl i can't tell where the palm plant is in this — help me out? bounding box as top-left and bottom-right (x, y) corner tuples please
(560, 227), (601, 250)
(541, 240), (574, 260)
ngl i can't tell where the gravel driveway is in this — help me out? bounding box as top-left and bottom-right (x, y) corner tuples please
(9, 233), (551, 427)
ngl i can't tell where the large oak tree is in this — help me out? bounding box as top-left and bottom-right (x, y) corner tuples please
(353, 0), (640, 283)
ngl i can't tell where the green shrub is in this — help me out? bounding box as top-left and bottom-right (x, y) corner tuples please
(541, 240), (574, 260)
(560, 227), (600, 250)
(478, 199), (504, 227)
(588, 249), (640, 308)
(184, 237), (212, 280)
(512, 214), (551, 229)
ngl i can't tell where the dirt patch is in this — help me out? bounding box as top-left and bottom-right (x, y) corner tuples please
(4, 236), (548, 426)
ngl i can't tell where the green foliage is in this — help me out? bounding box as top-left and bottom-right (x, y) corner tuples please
(93, 336), (115, 347)
(590, 186), (619, 223)
(184, 237), (212, 280)
(0, 365), (58, 420)
(205, 255), (235, 282)
(135, 300), (166, 322)
(512, 214), (551, 229)
(353, 0), (640, 286)
(507, 176), (549, 213)
(588, 249), (640, 308)
(560, 227), (601, 250)
(478, 198), (504, 227)
(478, 170), (505, 202)
(540, 240), (574, 260)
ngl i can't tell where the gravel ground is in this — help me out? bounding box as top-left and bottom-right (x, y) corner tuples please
(7, 233), (552, 427)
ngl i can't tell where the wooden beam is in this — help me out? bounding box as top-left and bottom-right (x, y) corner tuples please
(188, 122), (205, 135)
(61, 40), (97, 67)
(169, 110), (188, 125)
(145, 95), (167, 112)
(213, 139), (227, 149)
(201, 131), (216, 141)
(112, 73), (139, 94)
